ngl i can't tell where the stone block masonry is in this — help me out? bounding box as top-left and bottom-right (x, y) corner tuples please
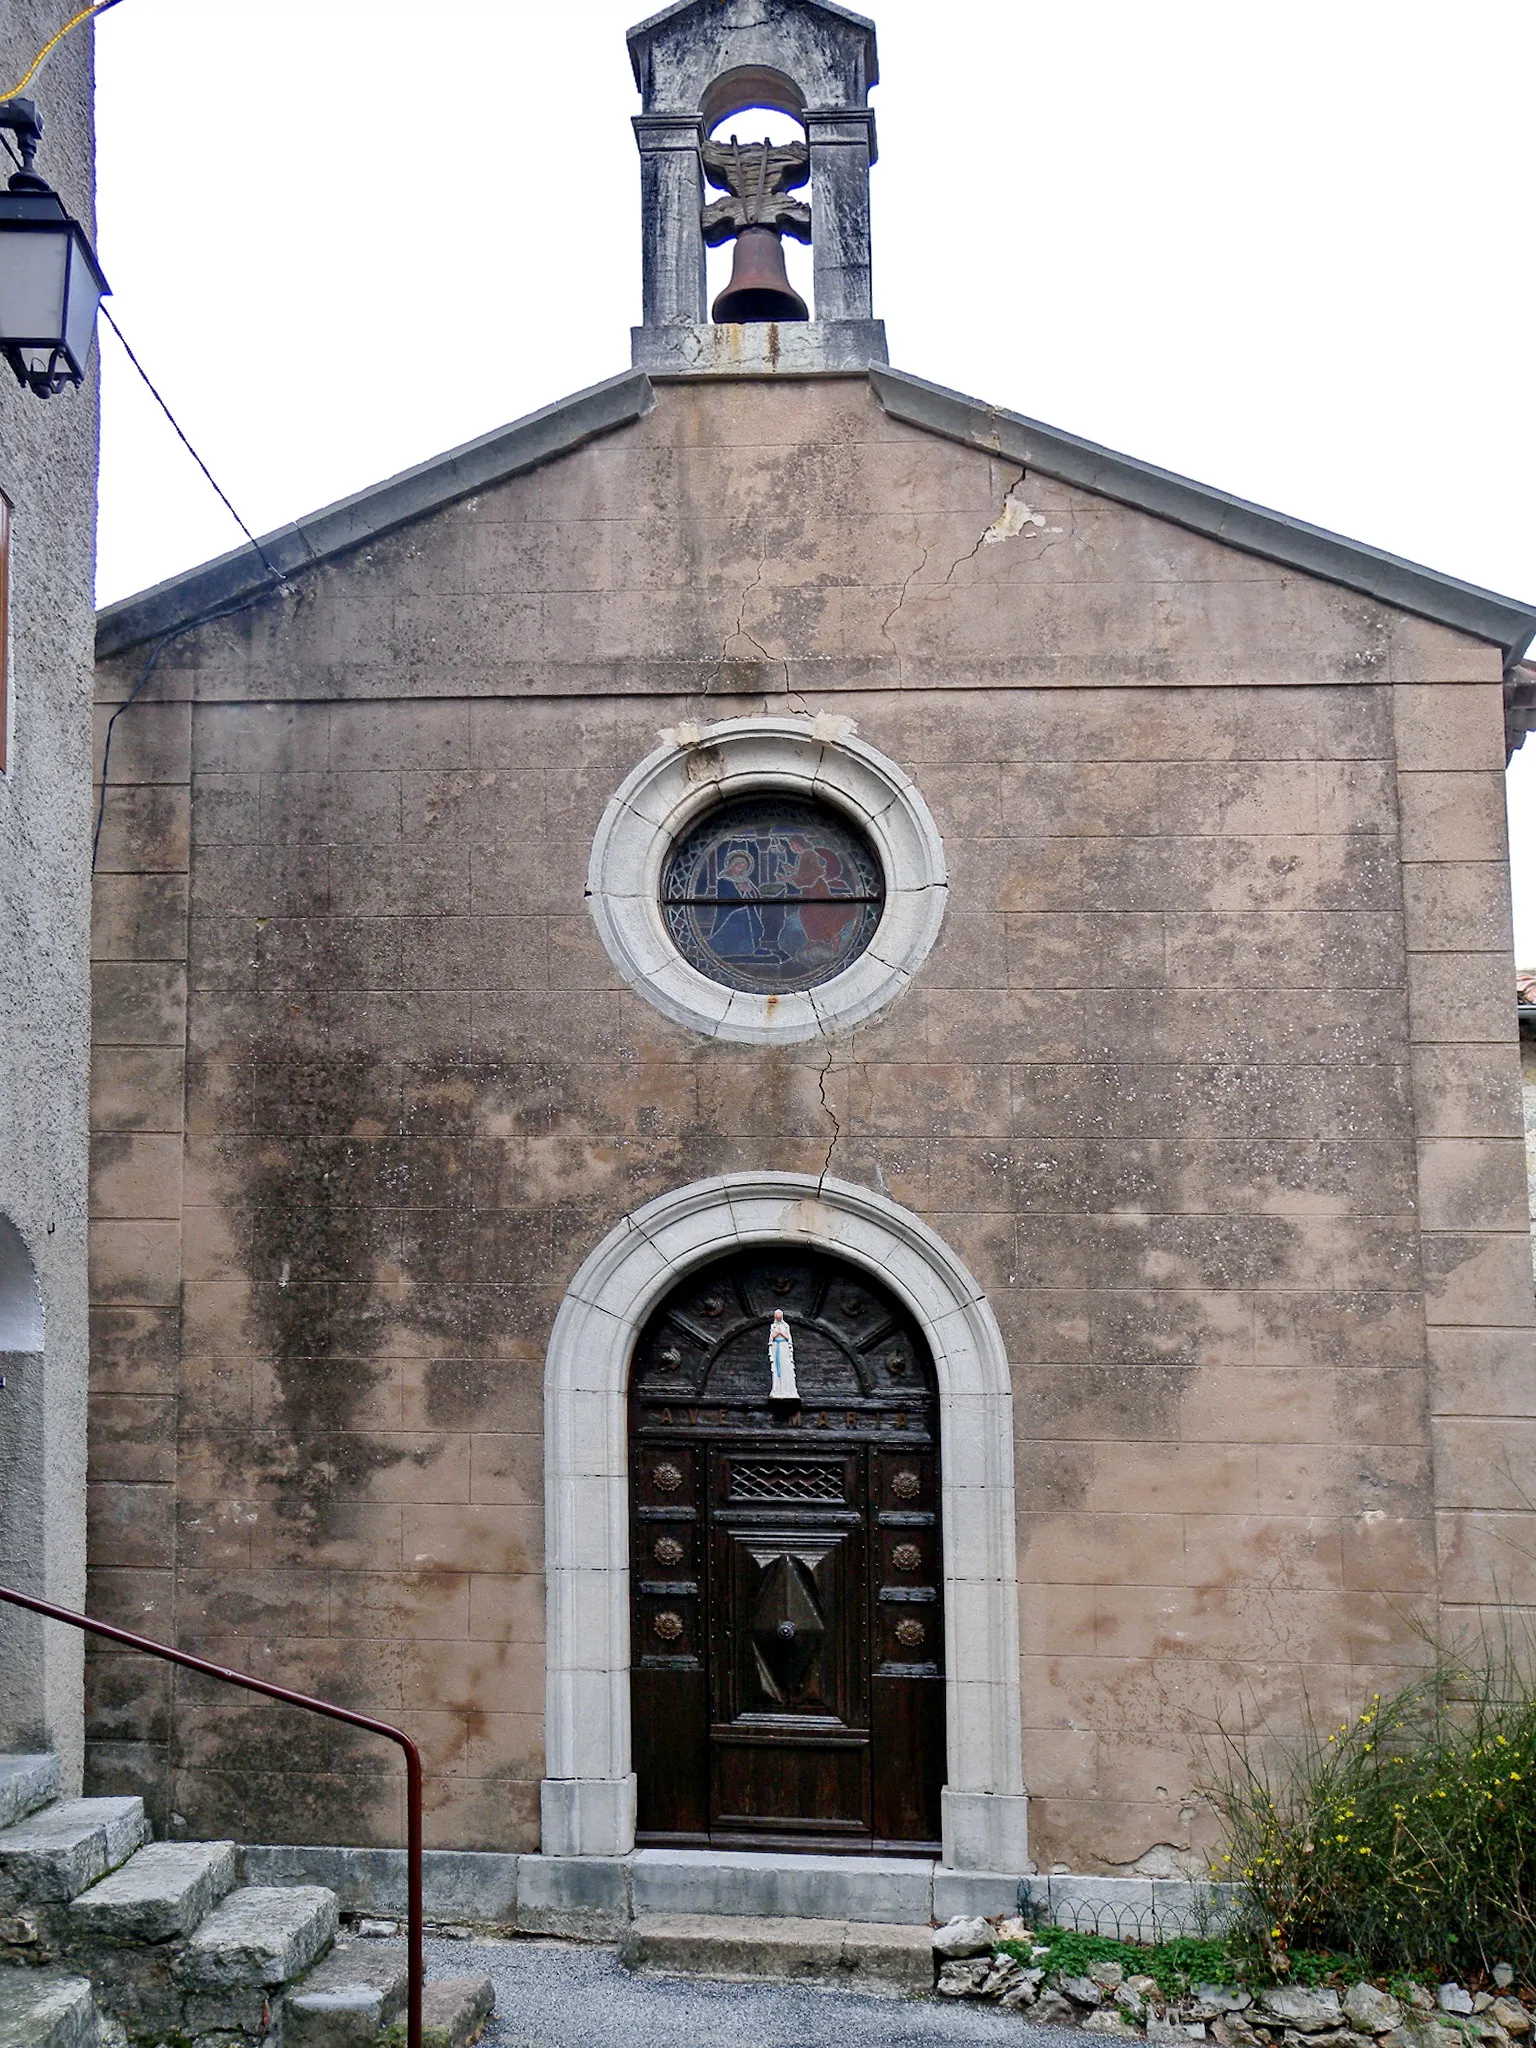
(87, 372), (1536, 1874)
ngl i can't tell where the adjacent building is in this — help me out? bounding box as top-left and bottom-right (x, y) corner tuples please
(85, 0), (1536, 1913)
(0, 5), (102, 1788)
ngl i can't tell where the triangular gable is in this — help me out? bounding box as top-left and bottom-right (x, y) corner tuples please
(97, 362), (1536, 689)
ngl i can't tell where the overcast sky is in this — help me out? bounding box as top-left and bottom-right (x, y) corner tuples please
(88, 0), (1536, 953)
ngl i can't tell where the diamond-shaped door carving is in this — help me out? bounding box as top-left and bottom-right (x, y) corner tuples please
(747, 1547), (827, 1706)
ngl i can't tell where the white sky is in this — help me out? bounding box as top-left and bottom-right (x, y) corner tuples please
(88, 0), (1536, 955)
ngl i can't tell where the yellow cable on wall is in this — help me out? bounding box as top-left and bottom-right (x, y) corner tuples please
(2, 0), (123, 105)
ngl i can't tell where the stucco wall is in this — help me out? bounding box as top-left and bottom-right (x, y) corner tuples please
(1521, 1023), (1536, 1282)
(88, 374), (1535, 1871)
(0, 2), (99, 1784)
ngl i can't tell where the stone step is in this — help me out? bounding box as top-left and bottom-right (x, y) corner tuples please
(282, 1939), (408, 2048)
(0, 1801), (148, 1907)
(0, 1969), (99, 2048)
(178, 1885), (338, 1992)
(0, 1760), (61, 1834)
(384, 1977), (494, 2048)
(70, 1840), (238, 1944)
(629, 1846), (936, 1925)
(620, 1913), (935, 1995)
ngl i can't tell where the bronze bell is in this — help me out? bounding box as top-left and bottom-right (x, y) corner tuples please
(712, 225), (809, 323)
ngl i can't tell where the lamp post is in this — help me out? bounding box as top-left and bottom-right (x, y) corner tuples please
(0, 96), (108, 398)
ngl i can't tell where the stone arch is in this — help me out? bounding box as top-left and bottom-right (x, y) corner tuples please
(541, 1172), (1027, 1872)
(0, 1215), (43, 1352)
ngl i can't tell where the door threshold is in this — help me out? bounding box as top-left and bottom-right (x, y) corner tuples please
(631, 1844), (938, 1925)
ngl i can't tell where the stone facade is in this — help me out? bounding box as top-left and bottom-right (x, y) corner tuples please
(86, 370), (1536, 1874)
(0, 2), (101, 1783)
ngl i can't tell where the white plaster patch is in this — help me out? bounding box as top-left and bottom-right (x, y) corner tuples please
(982, 488), (1052, 545)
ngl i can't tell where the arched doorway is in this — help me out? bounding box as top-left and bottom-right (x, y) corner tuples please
(628, 1245), (944, 1853)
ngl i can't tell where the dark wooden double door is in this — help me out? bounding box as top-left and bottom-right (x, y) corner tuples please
(629, 1248), (945, 1853)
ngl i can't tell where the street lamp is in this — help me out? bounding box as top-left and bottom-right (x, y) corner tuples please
(0, 96), (108, 398)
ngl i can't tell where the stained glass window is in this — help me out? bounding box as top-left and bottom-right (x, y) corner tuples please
(662, 797), (884, 994)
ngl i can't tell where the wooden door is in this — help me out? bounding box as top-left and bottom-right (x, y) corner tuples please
(629, 1249), (944, 1853)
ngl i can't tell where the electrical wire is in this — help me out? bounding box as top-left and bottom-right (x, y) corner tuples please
(93, 582), (276, 871)
(2, 0), (124, 104)
(3, 11), (291, 876)
(89, 318), (292, 868)
(100, 303), (290, 587)
(90, 317), (292, 868)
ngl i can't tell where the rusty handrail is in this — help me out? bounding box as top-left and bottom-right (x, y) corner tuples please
(0, 1583), (423, 2048)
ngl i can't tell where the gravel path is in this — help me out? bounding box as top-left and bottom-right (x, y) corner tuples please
(425, 1933), (1079, 2048)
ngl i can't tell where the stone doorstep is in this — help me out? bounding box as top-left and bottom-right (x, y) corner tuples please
(621, 1914), (935, 1996)
(0, 1758), (61, 1834)
(630, 1848), (938, 1927)
(0, 1969), (99, 2048)
(70, 1840), (238, 1942)
(0, 1799), (149, 1906)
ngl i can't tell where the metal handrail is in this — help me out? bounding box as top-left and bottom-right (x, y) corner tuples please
(0, 1583), (423, 2048)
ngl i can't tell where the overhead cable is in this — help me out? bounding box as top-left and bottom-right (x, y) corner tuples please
(2, 0), (124, 103)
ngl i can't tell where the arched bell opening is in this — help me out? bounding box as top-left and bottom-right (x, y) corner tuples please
(699, 64), (806, 134)
(697, 64), (813, 322)
(627, 1243), (945, 1854)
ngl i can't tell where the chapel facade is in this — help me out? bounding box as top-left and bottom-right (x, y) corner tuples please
(86, 0), (1536, 1914)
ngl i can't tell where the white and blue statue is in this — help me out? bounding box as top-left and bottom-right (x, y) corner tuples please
(768, 1309), (800, 1402)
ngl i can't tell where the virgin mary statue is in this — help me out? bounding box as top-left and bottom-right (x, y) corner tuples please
(768, 1310), (799, 1402)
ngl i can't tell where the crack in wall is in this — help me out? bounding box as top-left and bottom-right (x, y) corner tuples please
(942, 463), (1031, 583)
(877, 465), (1037, 654)
(719, 548), (809, 713)
(879, 542), (931, 651)
(815, 1043), (841, 1193)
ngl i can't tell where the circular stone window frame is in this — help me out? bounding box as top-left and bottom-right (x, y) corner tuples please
(587, 715), (947, 1046)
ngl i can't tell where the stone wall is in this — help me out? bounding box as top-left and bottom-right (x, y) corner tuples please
(88, 374), (1536, 1871)
(0, 1), (100, 1783)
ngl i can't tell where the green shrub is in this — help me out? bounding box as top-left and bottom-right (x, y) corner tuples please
(1203, 1639), (1536, 1980)
(996, 1927), (1236, 1996)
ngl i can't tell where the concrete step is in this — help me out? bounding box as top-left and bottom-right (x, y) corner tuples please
(629, 1846), (936, 1925)
(0, 1969), (99, 2048)
(621, 1913), (935, 1995)
(70, 1840), (238, 1944)
(0, 1761), (61, 1835)
(0, 1802), (148, 1907)
(178, 1885), (337, 1992)
(384, 1977), (494, 2048)
(282, 1939), (408, 2048)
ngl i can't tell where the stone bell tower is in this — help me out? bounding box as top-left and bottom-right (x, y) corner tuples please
(629, 0), (889, 372)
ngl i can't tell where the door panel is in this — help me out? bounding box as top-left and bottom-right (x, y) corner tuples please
(631, 1440), (708, 1840)
(629, 1248), (945, 1852)
(712, 1731), (870, 1838)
